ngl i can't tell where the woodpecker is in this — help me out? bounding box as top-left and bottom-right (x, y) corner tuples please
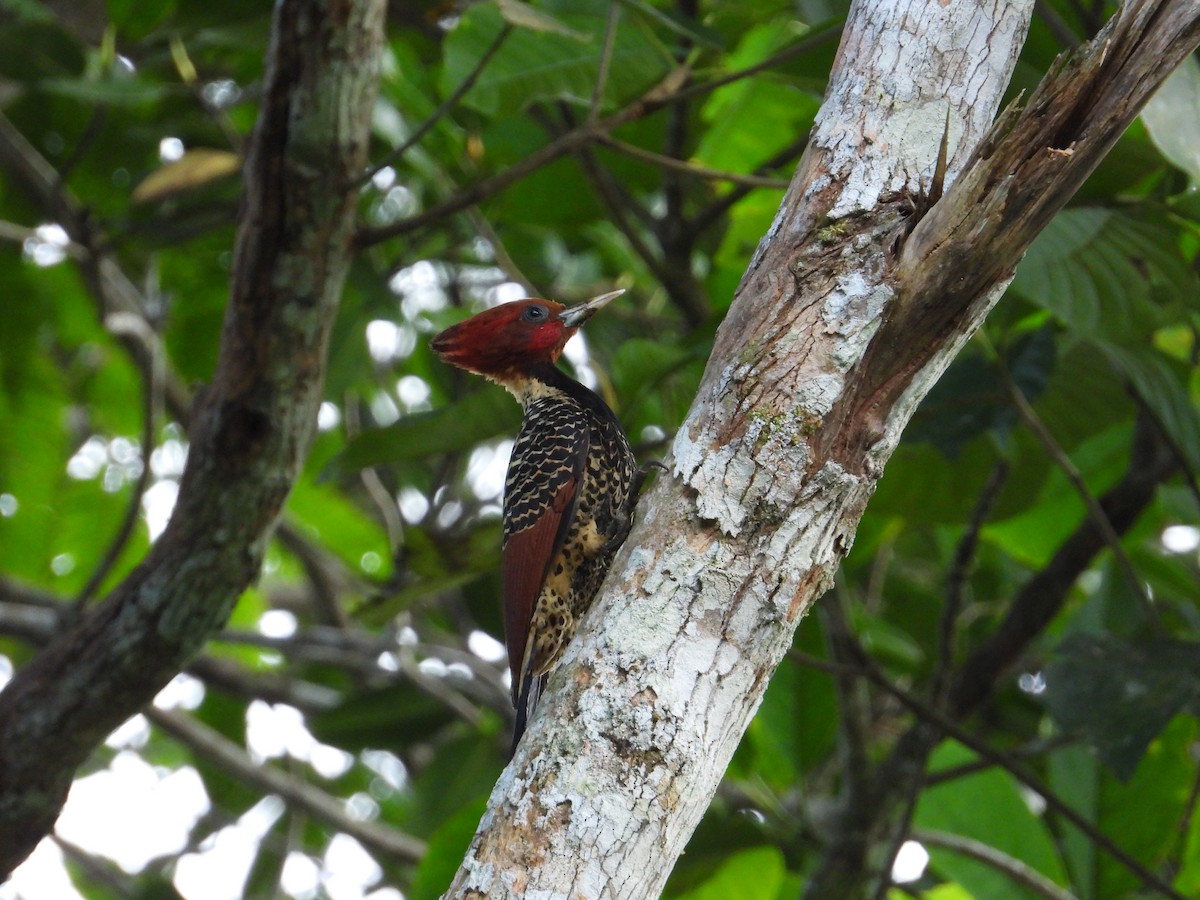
(431, 290), (644, 752)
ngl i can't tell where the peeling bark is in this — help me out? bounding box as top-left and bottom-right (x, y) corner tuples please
(446, 0), (1200, 897)
(0, 0), (386, 875)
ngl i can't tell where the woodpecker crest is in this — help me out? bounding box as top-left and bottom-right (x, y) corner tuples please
(431, 290), (642, 753)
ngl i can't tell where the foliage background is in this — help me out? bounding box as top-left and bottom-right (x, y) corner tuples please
(0, 0), (1198, 897)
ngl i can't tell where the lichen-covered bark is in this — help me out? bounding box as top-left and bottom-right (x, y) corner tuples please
(446, 1), (1200, 897)
(0, 0), (385, 875)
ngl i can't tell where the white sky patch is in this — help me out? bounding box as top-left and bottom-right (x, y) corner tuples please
(259, 608), (298, 639)
(891, 840), (929, 883)
(322, 834), (383, 900)
(154, 673), (206, 711)
(397, 486), (429, 523)
(373, 185), (416, 224)
(468, 629), (506, 664)
(1162, 524), (1200, 554)
(151, 437), (188, 478)
(388, 260), (450, 321)
(486, 280), (528, 306)
(245, 702), (354, 779)
(466, 439), (512, 501)
(345, 792), (380, 822)
(1018, 671), (1046, 696)
(174, 796), (285, 900)
(396, 374), (431, 410)
(106, 714), (151, 750)
(641, 424), (666, 443)
(361, 750), (408, 792)
(159, 136), (185, 161)
(2, 841), (86, 900)
(418, 657), (449, 678)
(201, 79), (240, 108)
(366, 320), (403, 363)
(24, 223), (71, 267)
(282, 852), (321, 900)
(142, 479), (179, 541)
(435, 500), (463, 529)
(67, 436), (108, 480)
(0, 492), (17, 516)
(371, 166), (396, 191)
(318, 401), (342, 432)
(562, 331), (598, 390)
(55, 751), (210, 873)
(0, 655), (12, 691)
(369, 391), (400, 427)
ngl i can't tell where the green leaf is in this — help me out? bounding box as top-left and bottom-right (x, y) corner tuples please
(672, 846), (786, 900)
(915, 742), (1068, 900)
(1047, 744), (1098, 898)
(1140, 55), (1200, 184)
(1100, 343), (1200, 472)
(327, 388), (520, 476)
(1010, 208), (1195, 344)
(495, 0), (590, 40)
(1042, 634), (1200, 781)
(38, 76), (173, 106)
(1094, 716), (1196, 897)
(408, 798), (488, 900)
(696, 24), (820, 172)
(285, 479), (392, 578)
(107, 0), (176, 40)
(309, 686), (457, 752)
(907, 329), (1055, 457)
(0, 21), (85, 81)
(441, 2), (669, 117)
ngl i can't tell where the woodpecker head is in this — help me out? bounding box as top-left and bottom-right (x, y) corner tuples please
(430, 289), (624, 381)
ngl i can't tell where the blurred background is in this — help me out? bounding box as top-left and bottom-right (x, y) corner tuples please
(0, 0), (1198, 897)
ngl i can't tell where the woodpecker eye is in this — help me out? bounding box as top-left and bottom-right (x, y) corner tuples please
(521, 305), (549, 323)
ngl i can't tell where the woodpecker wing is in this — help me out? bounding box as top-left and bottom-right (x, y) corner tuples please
(501, 400), (590, 706)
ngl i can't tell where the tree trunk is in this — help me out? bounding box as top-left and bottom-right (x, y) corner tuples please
(0, 0), (386, 875)
(445, 0), (1200, 896)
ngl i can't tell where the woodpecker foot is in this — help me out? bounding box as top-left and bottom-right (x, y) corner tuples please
(600, 461), (667, 556)
(632, 460), (668, 497)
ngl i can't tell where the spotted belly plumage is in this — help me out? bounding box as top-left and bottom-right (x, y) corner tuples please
(500, 365), (637, 747)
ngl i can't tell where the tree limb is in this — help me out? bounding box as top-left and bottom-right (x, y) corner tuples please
(0, 0), (386, 875)
(445, 0), (1200, 895)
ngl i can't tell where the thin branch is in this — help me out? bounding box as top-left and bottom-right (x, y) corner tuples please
(689, 133), (810, 235)
(931, 460), (1009, 704)
(0, 220), (85, 258)
(912, 829), (1080, 900)
(52, 834), (140, 899)
(588, 3), (621, 123)
(0, 0), (388, 873)
(275, 523), (353, 629)
(0, 112), (194, 426)
(820, 595), (873, 814)
(596, 135), (791, 189)
(948, 411), (1178, 716)
(853, 651), (1189, 900)
(1034, 0), (1082, 48)
(357, 25), (843, 248)
(1128, 385), (1200, 514)
(146, 708), (426, 864)
(362, 24), (513, 185)
(73, 313), (162, 610)
(996, 355), (1162, 631)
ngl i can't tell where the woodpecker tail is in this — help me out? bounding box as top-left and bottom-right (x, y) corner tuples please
(510, 669), (546, 758)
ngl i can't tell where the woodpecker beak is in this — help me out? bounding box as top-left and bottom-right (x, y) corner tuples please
(556, 289), (625, 329)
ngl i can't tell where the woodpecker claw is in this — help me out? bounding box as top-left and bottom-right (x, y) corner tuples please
(599, 460), (665, 556)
